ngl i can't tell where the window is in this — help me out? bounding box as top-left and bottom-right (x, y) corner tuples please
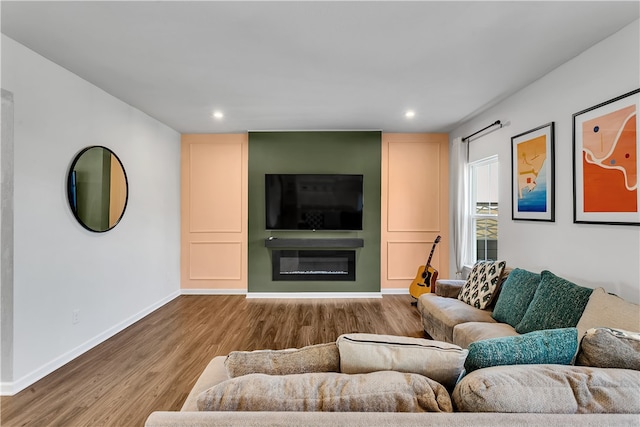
(469, 156), (499, 261)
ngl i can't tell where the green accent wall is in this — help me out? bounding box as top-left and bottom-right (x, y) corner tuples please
(248, 131), (381, 293)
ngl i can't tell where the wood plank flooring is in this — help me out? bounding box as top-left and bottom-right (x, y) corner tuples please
(0, 294), (424, 427)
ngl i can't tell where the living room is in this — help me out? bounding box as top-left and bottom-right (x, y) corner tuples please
(1, 1), (639, 425)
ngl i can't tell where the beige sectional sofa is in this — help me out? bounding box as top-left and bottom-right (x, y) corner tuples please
(417, 267), (639, 349)
(145, 266), (640, 426)
(145, 355), (639, 426)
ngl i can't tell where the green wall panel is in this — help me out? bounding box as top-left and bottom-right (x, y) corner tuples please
(248, 131), (381, 293)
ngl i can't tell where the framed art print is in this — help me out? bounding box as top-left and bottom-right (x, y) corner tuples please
(573, 89), (640, 225)
(511, 122), (555, 221)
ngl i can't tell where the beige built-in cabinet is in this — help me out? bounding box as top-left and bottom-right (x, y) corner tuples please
(380, 133), (449, 291)
(181, 134), (248, 291)
(181, 133), (448, 293)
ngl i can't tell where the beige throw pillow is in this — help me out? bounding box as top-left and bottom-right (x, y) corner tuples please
(575, 287), (640, 339)
(225, 342), (339, 378)
(197, 371), (453, 412)
(336, 333), (467, 389)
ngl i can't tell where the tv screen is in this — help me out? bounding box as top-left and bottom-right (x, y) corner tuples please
(265, 174), (363, 230)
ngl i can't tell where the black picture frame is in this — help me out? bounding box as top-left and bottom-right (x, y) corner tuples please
(572, 89), (640, 225)
(511, 122), (555, 222)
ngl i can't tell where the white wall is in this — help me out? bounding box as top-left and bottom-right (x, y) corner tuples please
(1, 35), (181, 394)
(1, 89), (15, 388)
(450, 20), (640, 304)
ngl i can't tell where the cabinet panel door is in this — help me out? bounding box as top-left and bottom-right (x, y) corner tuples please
(381, 134), (449, 291)
(181, 134), (248, 290)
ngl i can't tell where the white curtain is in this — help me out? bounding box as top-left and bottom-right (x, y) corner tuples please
(451, 137), (469, 278)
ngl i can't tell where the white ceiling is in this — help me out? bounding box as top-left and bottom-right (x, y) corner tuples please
(2, 1), (638, 134)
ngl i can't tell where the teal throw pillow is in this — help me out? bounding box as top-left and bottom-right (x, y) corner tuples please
(515, 271), (593, 334)
(491, 269), (541, 327)
(464, 327), (578, 373)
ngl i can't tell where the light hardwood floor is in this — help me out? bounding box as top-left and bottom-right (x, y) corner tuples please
(0, 294), (424, 426)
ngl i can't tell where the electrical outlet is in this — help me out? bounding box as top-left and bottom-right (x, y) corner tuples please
(72, 309), (80, 325)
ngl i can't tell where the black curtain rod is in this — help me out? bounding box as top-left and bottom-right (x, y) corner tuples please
(462, 120), (502, 142)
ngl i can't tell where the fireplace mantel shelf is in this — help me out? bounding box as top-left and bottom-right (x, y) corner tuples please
(264, 238), (364, 248)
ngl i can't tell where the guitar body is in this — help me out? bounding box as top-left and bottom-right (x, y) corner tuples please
(409, 264), (439, 299)
(409, 235), (441, 301)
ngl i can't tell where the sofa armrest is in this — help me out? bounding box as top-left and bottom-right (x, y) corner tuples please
(181, 356), (229, 411)
(435, 280), (466, 298)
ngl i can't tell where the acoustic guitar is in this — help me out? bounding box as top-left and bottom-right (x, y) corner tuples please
(409, 236), (441, 300)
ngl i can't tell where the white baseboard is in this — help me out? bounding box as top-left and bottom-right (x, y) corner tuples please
(1, 291), (180, 396)
(0, 379), (15, 395)
(0, 288), (408, 394)
(181, 289), (247, 295)
(246, 292), (382, 299)
(381, 288), (410, 295)
(181, 289), (408, 297)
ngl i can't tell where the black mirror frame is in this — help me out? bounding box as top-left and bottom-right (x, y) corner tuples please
(67, 145), (129, 233)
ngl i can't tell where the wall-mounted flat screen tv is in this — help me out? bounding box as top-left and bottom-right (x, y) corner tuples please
(265, 174), (363, 230)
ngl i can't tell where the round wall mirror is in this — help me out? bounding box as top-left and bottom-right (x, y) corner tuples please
(67, 146), (128, 232)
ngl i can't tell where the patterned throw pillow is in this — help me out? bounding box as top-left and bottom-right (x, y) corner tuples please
(457, 260), (506, 309)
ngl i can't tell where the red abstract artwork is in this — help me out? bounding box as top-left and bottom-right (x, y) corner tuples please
(582, 105), (637, 213)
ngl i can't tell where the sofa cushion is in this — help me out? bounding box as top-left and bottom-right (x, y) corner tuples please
(575, 287), (640, 339)
(491, 268), (541, 327)
(224, 343), (339, 378)
(197, 371), (453, 412)
(458, 260), (506, 309)
(452, 322), (520, 350)
(515, 271), (592, 334)
(417, 294), (497, 343)
(464, 328), (578, 373)
(336, 333), (468, 389)
(576, 327), (640, 370)
(453, 364), (640, 413)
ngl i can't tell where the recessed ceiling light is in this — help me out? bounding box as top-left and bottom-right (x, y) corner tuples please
(212, 111), (224, 119)
(405, 110), (415, 118)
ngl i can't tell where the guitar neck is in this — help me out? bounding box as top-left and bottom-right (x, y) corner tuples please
(425, 246), (436, 267)
(425, 236), (441, 267)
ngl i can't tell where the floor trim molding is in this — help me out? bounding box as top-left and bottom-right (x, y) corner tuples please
(1, 291), (180, 396)
(381, 288), (410, 295)
(181, 289), (409, 297)
(246, 292), (382, 299)
(181, 289), (247, 295)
